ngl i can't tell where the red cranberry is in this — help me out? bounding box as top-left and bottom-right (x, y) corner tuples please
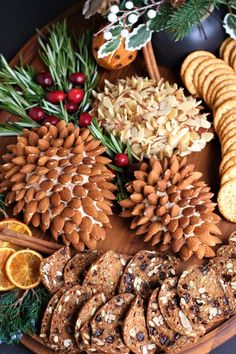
(28, 106), (45, 122)
(70, 72), (86, 85)
(43, 115), (60, 126)
(67, 88), (84, 104)
(79, 112), (92, 127)
(36, 72), (53, 87)
(114, 153), (129, 167)
(45, 91), (66, 104)
(64, 101), (78, 114)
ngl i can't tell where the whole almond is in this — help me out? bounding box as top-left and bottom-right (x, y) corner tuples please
(41, 211), (50, 231)
(132, 203), (145, 216)
(26, 200), (38, 215)
(88, 189), (103, 201)
(171, 204), (180, 218)
(52, 184), (64, 193)
(2, 154), (12, 163)
(63, 134), (75, 148)
(184, 224), (195, 235)
(15, 188), (26, 201)
(35, 166), (49, 175)
(38, 139), (50, 151)
(50, 193), (61, 207)
(17, 136), (28, 145)
(167, 219), (178, 233)
(28, 131), (39, 145)
(31, 213), (40, 228)
(12, 181), (26, 191)
(159, 195), (168, 206)
(147, 193), (158, 205)
(80, 129), (90, 141)
(171, 173), (181, 185)
(47, 169), (59, 179)
(46, 160), (58, 170)
(68, 198), (81, 209)
(59, 159), (69, 167)
(52, 204), (64, 216)
(83, 182), (97, 191)
(86, 147), (106, 157)
(27, 154), (38, 164)
(5, 191), (16, 205)
(35, 190), (46, 201)
(40, 180), (53, 192)
(57, 148), (68, 158)
(94, 211), (110, 224)
(60, 187), (72, 202)
(101, 189), (115, 200)
(82, 196), (94, 207)
(172, 237), (184, 253)
(20, 164), (36, 174)
(73, 185), (86, 198)
(72, 210), (82, 226)
(194, 243), (205, 259)
(83, 205), (98, 218)
(63, 165), (77, 174)
(70, 155), (83, 165)
(45, 147), (58, 157)
(48, 125), (58, 139)
(38, 196), (50, 213)
(179, 244), (193, 261)
(204, 245), (215, 257)
(80, 232), (97, 250)
(63, 220), (75, 234)
(156, 205), (166, 217)
(10, 172), (25, 183)
(72, 175), (83, 184)
(61, 207), (75, 218)
(56, 120), (67, 131)
(143, 185), (155, 196)
(179, 216), (189, 228)
(76, 165), (91, 175)
(95, 156), (111, 165)
(12, 156), (26, 166)
(25, 146), (40, 155)
(36, 126), (48, 138)
(51, 139), (63, 148)
(178, 199), (189, 208)
(58, 174), (72, 185)
(97, 181), (116, 191)
(80, 216), (92, 233)
(172, 227), (183, 240)
(38, 156), (50, 166)
(59, 127), (68, 139)
(96, 201), (112, 215)
(15, 142), (25, 156)
(182, 207), (194, 217)
(25, 187), (35, 202)
(66, 230), (79, 244)
(91, 224), (106, 241)
(53, 215), (65, 232)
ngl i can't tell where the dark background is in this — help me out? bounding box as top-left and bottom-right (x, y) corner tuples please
(0, 0), (235, 353)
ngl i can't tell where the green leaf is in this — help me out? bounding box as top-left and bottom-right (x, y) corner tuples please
(110, 23), (123, 37)
(97, 36), (121, 58)
(125, 24), (153, 51)
(223, 13), (236, 39)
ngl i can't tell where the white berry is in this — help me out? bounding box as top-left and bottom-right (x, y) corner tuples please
(110, 5), (119, 14)
(128, 13), (138, 24)
(147, 9), (156, 19)
(125, 1), (134, 10)
(103, 31), (113, 40)
(121, 29), (129, 38)
(108, 12), (118, 23)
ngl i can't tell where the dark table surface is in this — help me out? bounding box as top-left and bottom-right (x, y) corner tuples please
(0, 0), (235, 353)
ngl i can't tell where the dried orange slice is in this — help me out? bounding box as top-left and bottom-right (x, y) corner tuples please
(0, 218), (32, 249)
(0, 247), (15, 291)
(6, 250), (43, 290)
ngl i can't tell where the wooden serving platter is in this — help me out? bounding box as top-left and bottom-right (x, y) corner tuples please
(1, 2), (236, 353)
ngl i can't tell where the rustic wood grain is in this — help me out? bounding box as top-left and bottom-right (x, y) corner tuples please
(1, 2), (235, 354)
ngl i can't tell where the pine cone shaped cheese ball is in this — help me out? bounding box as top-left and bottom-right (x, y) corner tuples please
(120, 156), (222, 260)
(0, 121), (116, 250)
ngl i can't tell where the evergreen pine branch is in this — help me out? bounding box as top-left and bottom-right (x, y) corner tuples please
(0, 286), (50, 345)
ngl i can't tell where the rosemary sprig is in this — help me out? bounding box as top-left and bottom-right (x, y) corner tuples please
(0, 286), (50, 345)
(0, 193), (7, 217)
(89, 119), (133, 201)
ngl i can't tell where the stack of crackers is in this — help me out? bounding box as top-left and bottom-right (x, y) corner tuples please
(38, 240), (236, 353)
(181, 48), (236, 223)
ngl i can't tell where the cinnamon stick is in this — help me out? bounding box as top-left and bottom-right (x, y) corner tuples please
(147, 41), (161, 82)
(142, 44), (155, 80)
(3, 228), (62, 250)
(0, 233), (55, 254)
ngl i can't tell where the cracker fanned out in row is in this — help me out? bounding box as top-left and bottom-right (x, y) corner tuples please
(49, 285), (91, 352)
(64, 250), (103, 287)
(83, 250), (131, 296)
(75, 292), (107, 351)
(177, 265), (232, 329)
(40, 246), (71, 293)
(158, 277), (205, 337)
(90, 294), (134, 353)
(147, 288), (195, 353)
(119, 250), (179, 298)
(40, 287), (67, 345)
(123, 295), (157, 354)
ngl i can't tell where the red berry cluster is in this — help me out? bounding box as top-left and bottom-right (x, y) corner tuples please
(28, 71), (92, 127)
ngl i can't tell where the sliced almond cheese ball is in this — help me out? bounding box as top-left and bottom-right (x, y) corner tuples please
(83, 250), (131, 296)
(159, 277), (205, 338)
(90, 293), (134, 353)
(147, 288), (195, 353)
(49, 285), (91, 352)
(123, 295), (157, 354)
(40, 246), (71, 293)
(64, 250), (103, 287)
(119, 250), (179, 298)
(75, 292), (107, 351)
(177, 265), (231, 329)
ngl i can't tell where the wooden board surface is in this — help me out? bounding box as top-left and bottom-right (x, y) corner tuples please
(0, 2), (236, 353)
